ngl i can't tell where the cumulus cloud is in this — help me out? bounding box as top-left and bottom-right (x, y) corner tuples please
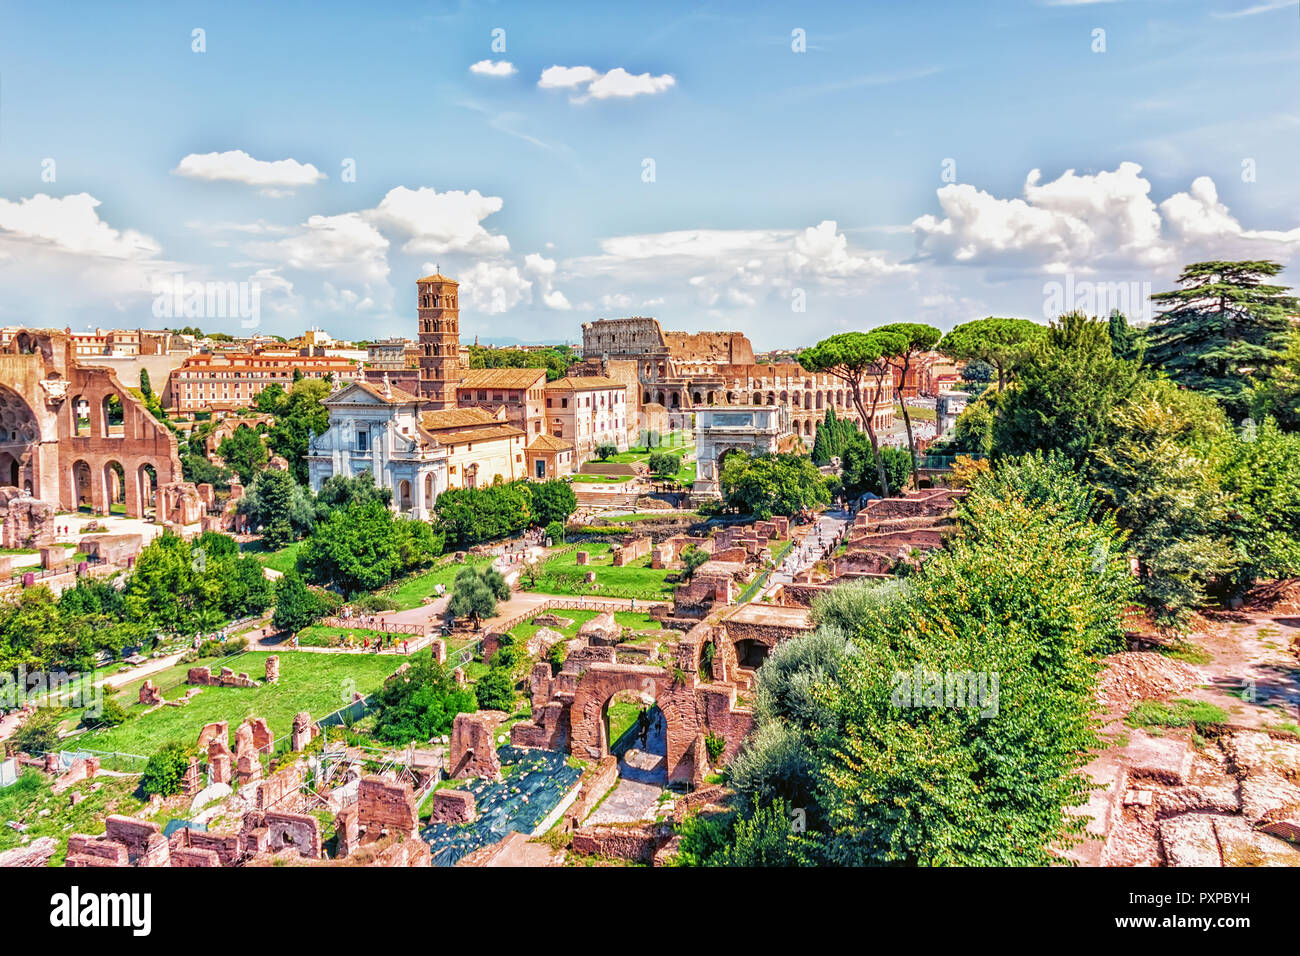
(173, 150), (326, 194)
(538, 65), (601, 89)
(586, 68), (676, 100)
(0, 192), (161, 260)
(453, 259), (532, 314)
(365, 186), (510, 256)
(470, 59), (516, 76)
(525, 252), (571, 309)
(539, 65), (675, 102)
(912, 162), (1300, 274)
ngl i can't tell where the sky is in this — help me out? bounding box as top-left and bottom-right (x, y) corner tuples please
(0, 0), (1298, 348)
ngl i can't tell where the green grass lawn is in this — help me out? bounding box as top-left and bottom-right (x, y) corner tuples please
(595, 511), (701, 524)
(246, 540), (303, 574)
(895, 403), (937, 422)
(296, 625), (395, 648)
(0, 769), (148, 864)
(73, 651), (416, 755)
(529, 542), (674, 599)
(570, 473), (637, 484)
(507, 608), (662, 647)
(385, 555), (493, 610)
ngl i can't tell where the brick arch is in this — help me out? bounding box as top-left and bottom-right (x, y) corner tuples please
(570, 664), (680, 765)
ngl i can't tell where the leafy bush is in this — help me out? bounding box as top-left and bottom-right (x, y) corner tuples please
(474, 667), (516, 712)
(11, 709), (64, 754)
(648, 451), (681, 478)
(545, 520), (565, 545)
(141, 742), (194, 796)
(82, 698), (131, 730)
(373, 657), (476, 743)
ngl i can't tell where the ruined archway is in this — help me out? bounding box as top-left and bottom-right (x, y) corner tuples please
(72, 460), (93, 511)
(0, 385), (40, 492)
(104, 460), (127, 515)
(138, 462), (158, 515)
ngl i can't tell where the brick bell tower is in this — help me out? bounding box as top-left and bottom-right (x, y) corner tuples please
(416, 273), (462, 409)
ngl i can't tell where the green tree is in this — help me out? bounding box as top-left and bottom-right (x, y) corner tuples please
(237, 469), (316, 546)
(1107, 310), (1146, 364)
(272, 571), (329, 632)
(938, 317), (1047, 392)
(840, 437), (911, 499)
(314, 471), (393, 516)
(680, 545), (710, 580)
(373, 656), (477, 743)
(139, 368), (154, 402)
(1091, 378), (1235, 630)
(257, 378), (331, 483)
(719, 452), (830, 520)
(595, 442), (618, 461)
(801, 331), (906, 496)
(448, 564), (510, 624)
(141, 742), (194, 797)
(528, 480), (578, 527)
(1216, 418), (1300, 591)
(994, 312), (1141, 465)
(474, 667), (516, 712)
(297, 500), (404, 594)
(648, 451), (681, 478)
(877, 322), (943, 482)
(433, 481), (534, 547)
(217, 426), (269, 482)
(1148, 260), (1298, 420)
(1248, 325), (1300, 431)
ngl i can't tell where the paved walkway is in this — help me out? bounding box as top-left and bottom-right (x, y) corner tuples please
(586, 715), (668, 825)
(770, 509), (850, 586)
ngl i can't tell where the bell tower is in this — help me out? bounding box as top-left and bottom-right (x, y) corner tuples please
(416, 273), (462, 409)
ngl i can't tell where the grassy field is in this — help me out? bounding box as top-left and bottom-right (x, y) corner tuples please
(296, 625), (395, 648)
(593, 511), (701, 524)
(529, 542), (674, 598)
(507, 608), (662, 647)
(385, 555), (494, 610)
(895, 403), (938, 422)
(0, 769), (148, 863)
(570, 473), (636, 484)
(73, 651), (414, 755)
(246, 540), (303, 574)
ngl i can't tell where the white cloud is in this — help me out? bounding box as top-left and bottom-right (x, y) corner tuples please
(524, 252), (571, 309)
(912, 162), (1300, 274)
(453, 260), (532, 314)
(539, 65), (676, 102)
(173, 150), (326, 194)
(0, 192), (162, 260)
(366, 186), (510, 256)
(538, 65), (600, 89)
(586, 68), (676, 100)
(470, 59), (517, 76)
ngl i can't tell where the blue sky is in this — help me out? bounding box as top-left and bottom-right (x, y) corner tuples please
(1, 0), (1298, 346)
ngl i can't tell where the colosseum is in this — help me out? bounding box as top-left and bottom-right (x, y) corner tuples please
(0, 329), (201, 523)
(580, 317), (894, 440)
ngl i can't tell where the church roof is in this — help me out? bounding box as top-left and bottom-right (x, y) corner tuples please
(420, 407), (502, 431)
(457, 367), (548, 390)
(526, 433), (573, 452)
(545, 375), (626, 391)
(416, 273), (458, 284)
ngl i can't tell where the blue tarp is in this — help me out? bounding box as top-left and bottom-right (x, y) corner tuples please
(420, 746), (582, 867)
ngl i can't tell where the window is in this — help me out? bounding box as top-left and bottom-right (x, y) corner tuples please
(356, 429), (369, 452)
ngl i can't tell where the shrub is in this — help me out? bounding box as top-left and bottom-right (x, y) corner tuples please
(141, 741), (194, 796)
(705, 731), (727, 763)
(82, 698), (130, 730)
(545, 520), (565, 545)
(648, 451), (681, 478)
(11, 709), (64, 754)
(474, 667), (516, 712)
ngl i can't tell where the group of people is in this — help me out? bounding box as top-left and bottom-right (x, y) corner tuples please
(341, 632), (411, 655)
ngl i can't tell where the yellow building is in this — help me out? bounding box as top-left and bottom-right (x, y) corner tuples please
(420, 406), (526, 490)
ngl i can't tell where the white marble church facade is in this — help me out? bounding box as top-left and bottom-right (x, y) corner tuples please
(306, 379), (447, 520)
